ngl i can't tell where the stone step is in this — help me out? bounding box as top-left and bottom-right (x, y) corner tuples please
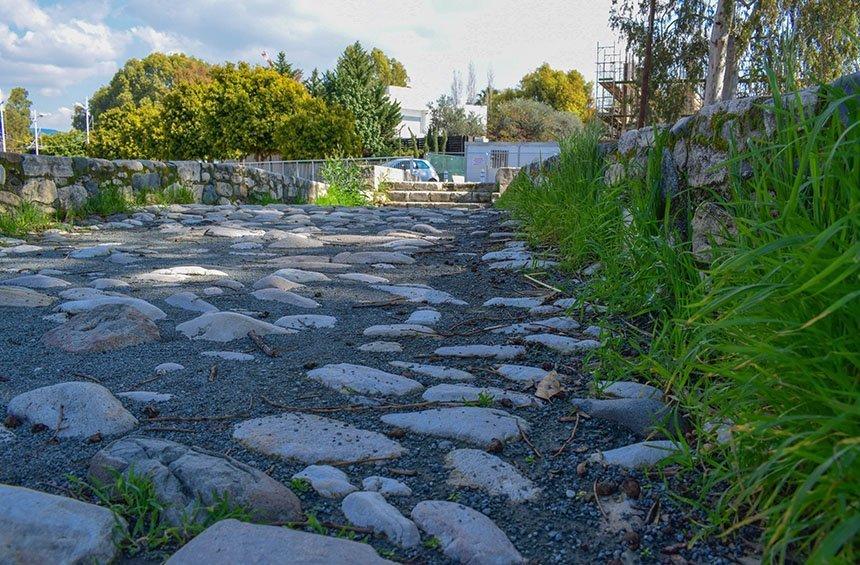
(386, 181), (496, 192)
(386, 190), (496, 203)
(383, 201), (491, 209)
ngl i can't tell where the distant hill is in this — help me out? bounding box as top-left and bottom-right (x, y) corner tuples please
(29, 127), (61, 135)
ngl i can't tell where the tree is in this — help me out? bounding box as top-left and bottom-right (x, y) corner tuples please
(80, 52), (210, 129)
(271, 51), (303, 81)
(159, 80), (211, 160)
(39, 130), (87, 157)
(488, 98), (582, 142)
(304, 68), (325, 97)
(704, 0), (734, 105)
(3, 87), (33, 153)
(450, 71), (464, 107)
(88, 102), (165, 160)
(466, 62), (478, 104)
(371, 48), (409, 87)
(275, 98), (362, 159)
(519, 64), (593, 120)
(322, 42), (401, 156)
(427, 95), (485, 137)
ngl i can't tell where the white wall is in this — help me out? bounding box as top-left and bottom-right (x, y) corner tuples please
(464, 141), (560, 183)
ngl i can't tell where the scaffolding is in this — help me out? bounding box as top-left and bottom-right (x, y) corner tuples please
(595, 43), (638, 135)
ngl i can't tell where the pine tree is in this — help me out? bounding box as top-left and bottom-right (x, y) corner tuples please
(273, 51), (303, 81)
(304, 69), (325, 97)
(322, 42), (401, 156)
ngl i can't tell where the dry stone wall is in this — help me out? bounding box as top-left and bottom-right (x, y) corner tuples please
(0, 153), (327, 213)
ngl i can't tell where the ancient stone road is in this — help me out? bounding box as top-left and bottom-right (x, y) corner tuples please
(0, 204), (714, 564)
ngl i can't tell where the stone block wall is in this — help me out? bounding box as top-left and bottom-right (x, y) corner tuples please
(0, 154), (327, 213)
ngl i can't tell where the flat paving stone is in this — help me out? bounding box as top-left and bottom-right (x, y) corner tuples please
(251, 288), (321, 309)
(434, 344), (525, 360)
(363, 323), (437, 338)
(599, 380), (664, 401)
(337, 273), (390, 284)
(43, 304), (160, 353)
(59, 296), (167, 321)
(307, 363), (423, 396)
(7, 382), (138, 438)
(445, 448), (541, 503)
(389, 361), (474, 381)
(381, 407), (527, 445)
(165, 519), (393, 564)
(590, 440), (679, 469)
(252, 274), (304, 291)
(274, 314), (337, 330)
(164, 291), (219, 313)
(334, 251), (415, 265)
(372, 284), (468, 305)
(137, 265), (229, 284)
(271, 268), (331, 283)
(0, 274), (70, 289)
(362, 476), (413, 497)
(233, 413), (404, 464)
(176, 312), (292, 342)
(411, 500), (525, 564)
(406, 309), (441, 325)
(524, 333), (600, 354)
(358, 341), (404, 353)
(0, 286), (55, 307)
(0, 484), (123, 564)
(570, 397), (670, 436)
(483, 296), (544, 308)
(342, 491), (421, 548)
(495, 364), (551, 383)
(422, 384), (541, 408)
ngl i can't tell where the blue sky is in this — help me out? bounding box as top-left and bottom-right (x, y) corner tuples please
(1, 0), (614, 129)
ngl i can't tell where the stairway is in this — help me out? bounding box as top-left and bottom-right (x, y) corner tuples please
(383, 181), (499, 209)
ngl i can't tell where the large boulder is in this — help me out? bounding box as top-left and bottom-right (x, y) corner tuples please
(89, 437), (302, 525)
(6, 382), (138, 438)
(0, 484), (124, 564)
(42, 304), (160, 353)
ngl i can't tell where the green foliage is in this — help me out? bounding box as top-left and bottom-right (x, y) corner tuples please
(304, 513), (327, 535)
(88, 102), (165, 160)
(498, 81), (859, 561)
(0, 202), (58, 237)
(321, 42), (401, 156)
(489, 98), (582, 142)
(271, 51), (303, 81)
(304, 68), (325, 97)
(69, 469), (251, 554)
(135, 184), (195, 206)
(83, 52), (210, 129)
(422, 536), (441, 550)
(289, 478), (311, 492)
(464, 391), (495, 407)
(3, 87), (33, 153)
(519, 63), (593, 119)
(247, 192), (280, 206)
(371, 48), (409, 87)
(79, 185), (132, 217)
(316, 158), (368, 207)
(39, 130), (87, 157)
(275, 97), (362, 160)
(427, 95), (485, 137)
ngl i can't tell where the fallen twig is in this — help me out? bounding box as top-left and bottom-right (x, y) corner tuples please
(593, 480), (609, 520)
(517, 421), (543, 459)
(352, 298), (406, 308)
(133, 373), (165, 388)
(522, 273), (562, 294)
(552, 413), (580, 457)
(73, 372), (102, 384)
(248, 330), (278, 357)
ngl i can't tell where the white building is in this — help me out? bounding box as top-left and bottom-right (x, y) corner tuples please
(464, 141), (560, 183)
(386, 86), (488, 139)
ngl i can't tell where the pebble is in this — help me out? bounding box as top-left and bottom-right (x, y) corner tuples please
(155, 362), (184, 374)
(292, 465), (357, 498)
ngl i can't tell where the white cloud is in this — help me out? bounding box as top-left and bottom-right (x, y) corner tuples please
(40, 106), (74, 130)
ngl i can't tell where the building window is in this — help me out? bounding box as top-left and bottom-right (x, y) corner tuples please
(491, 150), (509, 168)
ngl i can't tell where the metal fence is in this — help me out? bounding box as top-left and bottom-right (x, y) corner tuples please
(240, 156), (397, 182)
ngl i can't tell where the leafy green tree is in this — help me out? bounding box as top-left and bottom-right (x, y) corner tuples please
(322, 42), (401, 156)
(39, 130), (87, 156)
(88, 102), (165, 160)
(371, 48), (409, 87)
(488, 98), (582, 141)
(272, 51), (303, 81)
(519, 64), (593, 119)
(427, 95), (485, 137)
(202, 63), (309, 160)
(160, 80), (211, 160)
(304, 68), (325, 97)
(275, 98), (362, 159)
(79, 52), (210, 129)
(3, 87), (33, 153)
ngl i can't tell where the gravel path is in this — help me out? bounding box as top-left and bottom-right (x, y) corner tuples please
(0, 204), (746, 564)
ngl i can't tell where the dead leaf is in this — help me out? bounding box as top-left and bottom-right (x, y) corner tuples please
(535, 370), (563, 401)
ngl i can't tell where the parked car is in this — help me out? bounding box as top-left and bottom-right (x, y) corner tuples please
(384, 158), (440, 182)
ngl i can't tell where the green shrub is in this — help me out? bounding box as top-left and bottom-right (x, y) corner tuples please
(80, 185), (132, 217)
(248, 192), (281, 206)
(497, 79), (859, 561)
(0, 202), (58, 237)
(315, 158), (368, 206)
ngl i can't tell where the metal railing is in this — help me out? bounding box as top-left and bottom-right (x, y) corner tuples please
(241, 156), (397, 182)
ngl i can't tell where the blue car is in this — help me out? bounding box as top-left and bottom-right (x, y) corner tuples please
(384, 158), (440, 182)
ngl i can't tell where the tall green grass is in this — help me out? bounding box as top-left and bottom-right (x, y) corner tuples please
(497, 81), (859, 561)
(0, 201), (59, 237)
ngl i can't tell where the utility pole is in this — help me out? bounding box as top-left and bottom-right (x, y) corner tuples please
(32, 111), (47, 155)
(0, 89), (6, 153)
(637, 0), (657, 129)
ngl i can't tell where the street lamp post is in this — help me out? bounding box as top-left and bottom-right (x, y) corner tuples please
(0, 89), (7, 153)
(32, 111), (48, 155)
(75, 97), (90, 144)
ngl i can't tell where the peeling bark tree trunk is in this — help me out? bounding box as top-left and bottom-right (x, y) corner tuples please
(721, 33), (739, 100)
(704, 0), (734, 105)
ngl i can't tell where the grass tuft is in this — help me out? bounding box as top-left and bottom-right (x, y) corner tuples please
(0, 201), (59, 237)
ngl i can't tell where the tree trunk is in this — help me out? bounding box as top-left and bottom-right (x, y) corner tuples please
(637, 0), (657, 129)
(721, 33), (739, 100)
(704, 0), (734, 105)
